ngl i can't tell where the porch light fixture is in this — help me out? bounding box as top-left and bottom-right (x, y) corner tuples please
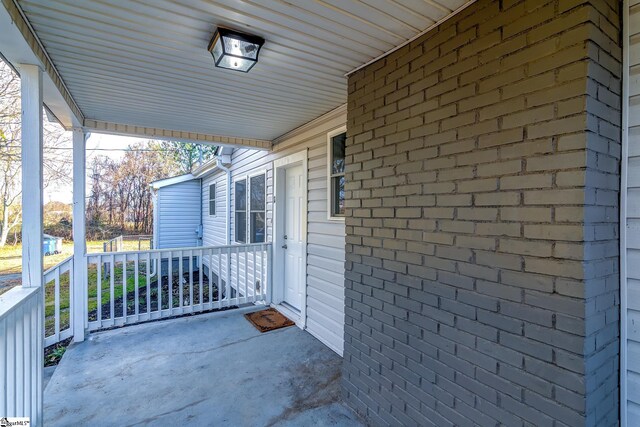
(208, 28), (265, 73)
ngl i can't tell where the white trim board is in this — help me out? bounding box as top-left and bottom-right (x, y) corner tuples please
(272, 149), (309, 329)
(327, 126), (347, 222)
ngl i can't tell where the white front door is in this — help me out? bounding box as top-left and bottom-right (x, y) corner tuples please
(283, 164), (304, 311)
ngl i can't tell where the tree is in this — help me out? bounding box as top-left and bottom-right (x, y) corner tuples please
(86, 142), (179, 235)
(0, 60), (72, 246)
(155, 141), (217, 174)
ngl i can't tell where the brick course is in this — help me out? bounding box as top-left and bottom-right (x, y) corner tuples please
(342, 0), (621, 425)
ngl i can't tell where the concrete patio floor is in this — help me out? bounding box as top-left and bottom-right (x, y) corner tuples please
(44, 307), (364, 426)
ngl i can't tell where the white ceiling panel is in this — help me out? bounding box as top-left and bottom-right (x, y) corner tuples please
(15, 0), (473, 140)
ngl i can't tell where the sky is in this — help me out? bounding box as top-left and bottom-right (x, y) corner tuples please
(45, 133), (151, 204)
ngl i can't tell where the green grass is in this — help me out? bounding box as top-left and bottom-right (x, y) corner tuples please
(0, 239), (150, 275)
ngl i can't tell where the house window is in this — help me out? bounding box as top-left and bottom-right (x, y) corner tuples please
(329, 131), (346, 218)
(249, 174), (266, 243)
(209, 183), (216, 216)
(234, 173), (266, 243)
(235, 179), (246, 243)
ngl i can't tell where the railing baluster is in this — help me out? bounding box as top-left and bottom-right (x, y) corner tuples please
(226, 247), (232, 307)
(110, 254), (115, 323)
(215, 248), (220, 305)
(54, 268), (60, 342)
(252, 246), (257, 301)
(134, 254), (140, 321)
(97, 255), (102, 323)
(235, 246), (240, 305)
(122, 254), (127, 320)
(243, 246), (248, 304)
(189, 249), (194, 309)
(146, 253), (151, 315)
(265, 245), (269, 300)
(198, 249), (203, 309)
(168, 250), (172, 312)
(157, 252), (162, 314)
(179, 250), (184, 309)
(16, 304), (24, 415)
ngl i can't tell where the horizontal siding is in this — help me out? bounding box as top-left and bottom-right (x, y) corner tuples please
(628, 1), (640, 417)
(157, 180), (201, 249)
(206, 112), (347, 354)
(202, 172), (227, 247)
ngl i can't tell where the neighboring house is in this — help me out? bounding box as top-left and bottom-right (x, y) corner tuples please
(150, 175), (202, 249)
(150, 108), (348, 354)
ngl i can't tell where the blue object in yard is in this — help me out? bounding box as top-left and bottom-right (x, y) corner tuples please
(43, 234), (63, 256)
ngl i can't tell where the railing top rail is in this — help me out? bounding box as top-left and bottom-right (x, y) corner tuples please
(92, 242), (272, 257)
(43, 255), (74, 276)
(0, 286), (40, 319)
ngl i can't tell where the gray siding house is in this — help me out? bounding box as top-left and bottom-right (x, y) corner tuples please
(151, 176), (202, 249)
(5, 0), (640, 425)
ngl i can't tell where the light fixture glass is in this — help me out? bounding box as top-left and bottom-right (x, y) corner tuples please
(208, 28), (265, 73)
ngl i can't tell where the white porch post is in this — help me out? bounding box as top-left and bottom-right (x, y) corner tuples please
(19, 63), (44, 426)
(72, 128), (86, 342)
(20, 64), (43, 289)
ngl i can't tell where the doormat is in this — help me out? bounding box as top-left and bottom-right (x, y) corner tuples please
(244, 308), (295, 333)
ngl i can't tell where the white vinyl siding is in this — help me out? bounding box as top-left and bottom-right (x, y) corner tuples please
(194, 111), (346, 354)
(224, 113), (347, 355)
(202, 173), (227, 247)
(156, 179), (202, 249)
(209, 183), (216, 216)
(626, 3), (640, 424)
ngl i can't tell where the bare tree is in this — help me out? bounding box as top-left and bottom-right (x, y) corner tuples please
(0, 60), (72, 246)
(86, 142), (178, 235)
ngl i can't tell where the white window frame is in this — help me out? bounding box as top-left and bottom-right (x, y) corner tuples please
(247, 170), (267, 244)
(234, 177), (247, 244)
(327, 126), (347, 220)
(233, 170), (267, 244)
(209, 183), (216, 216)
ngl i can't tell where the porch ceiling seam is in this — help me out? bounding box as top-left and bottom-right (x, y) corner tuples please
(3, 0), (84, 123)
(83, 119), (273, 150)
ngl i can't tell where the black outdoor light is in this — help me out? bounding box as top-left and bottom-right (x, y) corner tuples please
(208, 28), (265, 73)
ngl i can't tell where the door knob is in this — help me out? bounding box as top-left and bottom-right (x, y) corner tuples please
(282, 244), (288, 249)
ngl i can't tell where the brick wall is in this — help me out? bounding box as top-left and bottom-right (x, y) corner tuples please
(342, 1), (621, 426)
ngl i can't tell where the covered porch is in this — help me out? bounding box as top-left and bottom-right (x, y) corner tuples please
(1, 0), (633, 426)
(1, 0), (473, 423)
(44, 307), (362, 426)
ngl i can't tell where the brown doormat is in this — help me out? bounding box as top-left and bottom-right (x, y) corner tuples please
(245, 308), (295, 333)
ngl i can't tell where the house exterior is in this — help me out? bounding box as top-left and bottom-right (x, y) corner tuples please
(4, 0), (640, 426)
(151, 175), (203, 249)
(150, 107), (349, 354)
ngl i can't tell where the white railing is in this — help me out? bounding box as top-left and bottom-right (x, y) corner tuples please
(43, 256), (74, 347)
(103, 235), (153, 253)
(0, 286), (44, 424)
(85, 243), (271, 331)
(103, 235), (123, 252)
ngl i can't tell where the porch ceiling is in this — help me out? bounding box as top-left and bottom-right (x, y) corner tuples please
(11, 0), (473, 141)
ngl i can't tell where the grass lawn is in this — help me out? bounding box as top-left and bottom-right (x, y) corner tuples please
(0, 240), (149, 275)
